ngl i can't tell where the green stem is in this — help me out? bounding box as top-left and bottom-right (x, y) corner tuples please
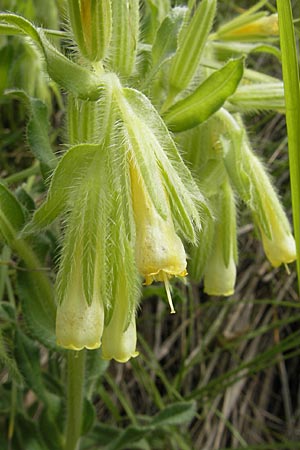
(65, 350), (86, 450)
(12, 238), (55, 316)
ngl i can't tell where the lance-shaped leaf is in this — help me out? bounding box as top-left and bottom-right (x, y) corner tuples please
(164, 58), (244, 132)
(23, 144), (100, 234)
(0, 13), (101, 100)
(14, 330), (59, 411)
(106, 401), (196, 450)
(0, 187), (56, 348)
(151, 7), (187, 72)
(4, 90), (57, 174)
(17, 268), (56, 349)
(0, 329), (23, 385)
(0, 183), (25, 244)
(142, 0), (171, 43)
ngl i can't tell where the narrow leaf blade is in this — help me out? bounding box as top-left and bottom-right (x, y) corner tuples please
(164, 58), (244, 132)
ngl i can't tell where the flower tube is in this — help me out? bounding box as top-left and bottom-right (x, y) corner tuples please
(56, 257), (104, 350)
(130, 163), (187, 313)
(101, 271), (139, 363)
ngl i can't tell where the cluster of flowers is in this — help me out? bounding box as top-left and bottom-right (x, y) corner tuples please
(1, 1), (295, 362)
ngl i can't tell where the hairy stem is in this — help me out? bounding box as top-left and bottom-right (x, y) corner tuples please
(65, 350), (86, 450)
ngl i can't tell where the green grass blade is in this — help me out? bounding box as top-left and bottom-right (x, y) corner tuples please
(277, 0), (300, 292)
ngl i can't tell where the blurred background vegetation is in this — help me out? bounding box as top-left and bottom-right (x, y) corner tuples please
(0, 1), (300, 449)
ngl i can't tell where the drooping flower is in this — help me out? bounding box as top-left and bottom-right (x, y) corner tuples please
(214, 13), (279, 41)
(101, 270), (139, 363)
(204, 241), (236, 296)
(220, 110), (296, 270)
(102, 312), (138, 363)
(130, 163), (187, 313)
(245, 142), (296, 268)
(258, 201), (296, 268)
(56, 257), (104, 350)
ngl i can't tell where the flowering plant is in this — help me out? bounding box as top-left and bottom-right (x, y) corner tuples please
(0, 1), (298, 449)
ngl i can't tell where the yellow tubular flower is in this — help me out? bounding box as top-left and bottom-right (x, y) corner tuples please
(261, 229), (296, 268)
(247, 148), (296, 268)
(259, 203), (296, 268)
(56, 262), (104, 350)
(101, 271), (139, 363)
(101, 312), (138, 363)
(204, 248), (236, 297)
(220, 14), (279, 39)
(130, 163), (187, 313)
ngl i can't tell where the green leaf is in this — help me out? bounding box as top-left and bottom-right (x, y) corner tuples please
(40, 409), (63, 450)
(12, 413), (49, 450)
(17, 270), (56, 349)
(164, 58), (244, 132)
(0, 13), (41, 44)
(27, 98), (57, 173)
(277, 0), (300, 291)
(81, 398), (96, 435)
(14, 330), (50, 404)
(0, 330), (23, 385)
(142, 0), (171, 43)
(150, 401), (197, 427)
(0, 183), (25, 244)
(83, 423), (121, 447)
(0, 13), (101, 100)
(151, 7), (187, 70)
(14, 330), (60, 416)
(4, 90), (57, 174)
(107, 425), (152, 450)
(106, 401), (196, 450)
(24, 144), (100, 233)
